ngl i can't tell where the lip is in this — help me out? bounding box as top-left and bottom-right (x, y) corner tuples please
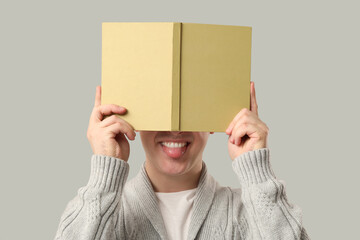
(158, 139), (192, 144)
(158, 141), (191, 159)
(158, 140), (192, 149)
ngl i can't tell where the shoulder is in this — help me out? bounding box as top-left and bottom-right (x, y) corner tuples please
(119, 176), (140, 207)
(210, 175), (243, 205)
(207, 178), (247, 228)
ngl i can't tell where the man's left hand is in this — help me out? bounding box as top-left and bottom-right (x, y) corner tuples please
(226, 81), (269, 161)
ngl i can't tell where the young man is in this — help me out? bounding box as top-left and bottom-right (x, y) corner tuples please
(54, 82), (310, 240)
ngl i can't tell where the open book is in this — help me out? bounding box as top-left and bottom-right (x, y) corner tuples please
(101, 22), (251, 132)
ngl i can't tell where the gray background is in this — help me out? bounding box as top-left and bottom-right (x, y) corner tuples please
(1, 0), (359, 239)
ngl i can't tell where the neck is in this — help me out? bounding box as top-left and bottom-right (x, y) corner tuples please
(145, 160), (203, 193)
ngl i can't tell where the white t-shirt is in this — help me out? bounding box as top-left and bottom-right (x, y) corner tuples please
(155, 188), (197, 240)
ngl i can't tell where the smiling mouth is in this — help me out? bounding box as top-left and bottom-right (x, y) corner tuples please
(159, 141), (191, 159)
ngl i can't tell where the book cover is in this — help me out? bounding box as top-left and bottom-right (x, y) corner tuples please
(101, 22), (251, 132)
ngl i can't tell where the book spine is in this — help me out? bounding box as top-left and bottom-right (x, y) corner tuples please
(171, 23), (181, 131)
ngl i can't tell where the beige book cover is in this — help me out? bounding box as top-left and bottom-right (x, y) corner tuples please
(101, 22), (251, 132)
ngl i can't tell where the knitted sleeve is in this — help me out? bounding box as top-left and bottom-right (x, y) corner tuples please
(54, 155), (129, 240)
(231, 148), (310, 240)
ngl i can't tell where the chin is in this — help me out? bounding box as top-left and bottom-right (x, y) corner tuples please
(158, 160), (191, 176)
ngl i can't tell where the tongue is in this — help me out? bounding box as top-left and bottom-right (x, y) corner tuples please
(162, 144), (187, 158)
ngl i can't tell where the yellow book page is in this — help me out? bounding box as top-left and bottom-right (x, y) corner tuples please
(180, 23), (251, 132)
(101, 22), (176, 131)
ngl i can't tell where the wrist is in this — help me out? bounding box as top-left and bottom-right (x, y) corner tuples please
(232, 148), (275, 186)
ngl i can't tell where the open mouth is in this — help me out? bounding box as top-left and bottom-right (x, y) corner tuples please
(159, 141), (191, 159)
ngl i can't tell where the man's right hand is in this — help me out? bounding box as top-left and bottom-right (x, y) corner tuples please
(86, 85), (136, 162)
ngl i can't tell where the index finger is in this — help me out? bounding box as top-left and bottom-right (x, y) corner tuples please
(94, 85), (101, 107)
(250, 81), (258, 116)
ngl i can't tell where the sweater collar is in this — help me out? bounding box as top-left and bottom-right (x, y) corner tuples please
(132, 160), (217, 240)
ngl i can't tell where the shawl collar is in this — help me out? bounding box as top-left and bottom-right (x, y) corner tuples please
(132, 160), (217, 240)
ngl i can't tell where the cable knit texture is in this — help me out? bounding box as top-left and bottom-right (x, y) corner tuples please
(54, 148), (310, 240)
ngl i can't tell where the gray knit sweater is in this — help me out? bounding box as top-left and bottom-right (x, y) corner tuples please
(54, 148), (310, 239)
